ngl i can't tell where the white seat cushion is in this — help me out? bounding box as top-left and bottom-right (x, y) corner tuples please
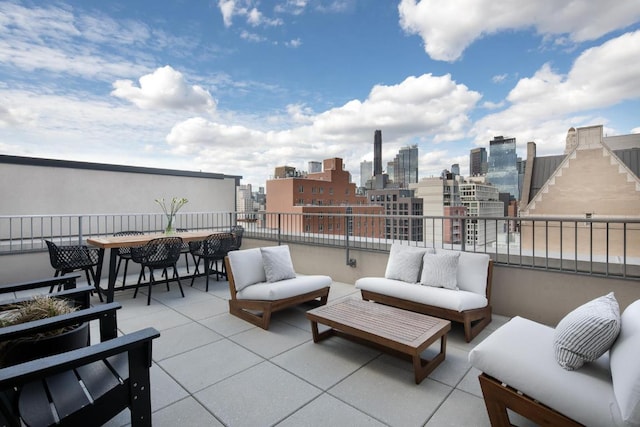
(236, 275), (331, 301)
(469, 316), (624, 426)
(355, 277), (487, 311)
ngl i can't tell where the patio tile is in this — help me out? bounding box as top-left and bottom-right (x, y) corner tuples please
(424, 389), (490, 426)
(420, 345), (472, 388)
(158, 339), (262, 393)
(199, 311), (257, 337)
(277, 393), (387, 426)
(327, 281), (360, 301)
(229, 319), (311, 359)
(152, 397), (224, 426)
(170, 295), (229, 320)
(195, 361), (322, 427)
(457, 366), (483, 398)
(117, 306), (192, 334)
(329, 356), (452, 426)
(149, 363), (190, 411)
(152, 322), (223, 361)
(272, 337), (381, 390)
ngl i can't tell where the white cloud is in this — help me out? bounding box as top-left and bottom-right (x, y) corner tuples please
(398, 0), (640, 61)
(218, 0), (282, 28)
(285, 38), (302, 48)
(111, 66), (217, 112)
(472, 30), (640, 155)
(164, 73), (481, 184)
(492, 74), (507, 84)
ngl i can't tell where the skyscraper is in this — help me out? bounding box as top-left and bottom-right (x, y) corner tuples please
(486, 136), (519, 200)
(359, 160), (372, 187)
(470, 147), (487, 176)
(394, 145), (418, 187)
(373, 130), (382, 176)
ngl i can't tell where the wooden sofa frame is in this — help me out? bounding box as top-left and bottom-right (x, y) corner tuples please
(225, 256), (330, 329)
(0, 283), (160, 426)
(360, 260), (493, 342)
(478, 373), (583, 427)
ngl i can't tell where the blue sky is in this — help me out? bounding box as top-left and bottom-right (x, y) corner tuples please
(1, 0), (639, 189)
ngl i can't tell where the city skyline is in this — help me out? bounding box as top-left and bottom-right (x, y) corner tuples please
(1, 1), (639, 189)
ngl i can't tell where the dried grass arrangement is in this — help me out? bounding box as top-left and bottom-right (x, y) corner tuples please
(0, 295), (78, 338)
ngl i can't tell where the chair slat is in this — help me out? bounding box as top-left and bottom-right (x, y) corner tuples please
(45, 370), (91, 420)
(75, 359), (122, 401)
(18, 380), (56, 426)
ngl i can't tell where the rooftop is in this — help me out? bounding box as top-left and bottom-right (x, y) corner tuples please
(70, 271), (530, 427)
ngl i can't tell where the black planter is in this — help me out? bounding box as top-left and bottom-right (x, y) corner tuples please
(0, 322), (89, 368)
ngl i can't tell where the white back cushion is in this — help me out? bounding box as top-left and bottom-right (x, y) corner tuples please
(227, 248), (266, 291)
(437, 248), (490, 295)
(610, 299), (640, 424)
(385, 243), (434, 283)
(420, 252), (460, 290)
(261, 245), (296, 282)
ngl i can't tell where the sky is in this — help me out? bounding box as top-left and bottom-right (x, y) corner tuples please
(1, 0), (639, 189)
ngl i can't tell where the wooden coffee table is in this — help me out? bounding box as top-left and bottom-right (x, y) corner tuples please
(306, 298), (451, 384)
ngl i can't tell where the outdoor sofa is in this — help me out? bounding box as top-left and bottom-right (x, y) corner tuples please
(355, 243), (493, 342)
(225, 245), (331, 329)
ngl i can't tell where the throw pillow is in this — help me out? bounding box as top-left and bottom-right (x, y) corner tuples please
(420, 252), (460, 290)
(384, 244), (434, 283)
(553, 292), (621, 371)
(260, 245), (296, 283)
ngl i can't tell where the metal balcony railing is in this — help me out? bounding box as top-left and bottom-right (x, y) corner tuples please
(1, 212), (638, 280)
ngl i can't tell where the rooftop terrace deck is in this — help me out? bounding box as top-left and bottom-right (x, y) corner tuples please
(65, 271), (531, 427)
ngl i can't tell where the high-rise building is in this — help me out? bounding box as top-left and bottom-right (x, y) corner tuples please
(459, 182), (504, 246)
(373, 130), (382, 176)
(360, 160), (372, 188)
(266, 158), (384, 236)
(236, 184), (255, 220)
(367, 188), (423, 242)
(486, 136), (519, 200)
(451, 163), (460, 176)
(470, 147), (487, 176)
(394, 145), (418, 187)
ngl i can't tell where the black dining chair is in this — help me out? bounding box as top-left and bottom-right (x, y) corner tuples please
(176, 228), (195, 273)
(189, 233), (235, 291)
(130, 237), (185, 305)
(113, 231), (145, 288)
(229, 225), (244, 251)
(45, 240), (103, 302)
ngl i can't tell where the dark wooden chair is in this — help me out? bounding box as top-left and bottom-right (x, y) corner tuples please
(45, 240), (103, 302)
(131, 237), (185, 305)
(189, 233), (234, 291)
(0, 298), (159, 426)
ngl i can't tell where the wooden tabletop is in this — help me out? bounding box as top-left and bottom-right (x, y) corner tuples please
(306, 298), (450, 349)
(87, 230), (221, 249)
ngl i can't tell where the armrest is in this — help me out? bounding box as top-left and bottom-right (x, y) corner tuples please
(0, 327), (160, 388)
(0, 276), (80, 294)
(0, 302), (122, 343)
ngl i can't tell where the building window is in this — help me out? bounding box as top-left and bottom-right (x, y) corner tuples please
(298, 185), (304, 193)
(319, 187), (324, 194)
(329, 188), (334, 195)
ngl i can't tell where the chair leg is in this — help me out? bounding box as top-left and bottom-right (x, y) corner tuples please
(204, 258), (210, 292)
(184, 253), (190, 273)
(147, 269), (154, 306)
(133, 267), (145, 299)
(87, 266), (103, 303)
(121, 259), (129, 288)
(174, 265), (185, 298)
(50, 270), (61, 293)
(115, 256), (123, 284)
(190, 257), (201, 287)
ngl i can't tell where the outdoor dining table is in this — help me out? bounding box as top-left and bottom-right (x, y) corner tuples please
(87, 230), (216, 303)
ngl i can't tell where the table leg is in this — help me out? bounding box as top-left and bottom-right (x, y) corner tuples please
(106, 248), (118, 303)
(413, 334), (447, 384)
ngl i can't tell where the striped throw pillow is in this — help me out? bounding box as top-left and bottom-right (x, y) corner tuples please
(553, 292), (621, 370)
